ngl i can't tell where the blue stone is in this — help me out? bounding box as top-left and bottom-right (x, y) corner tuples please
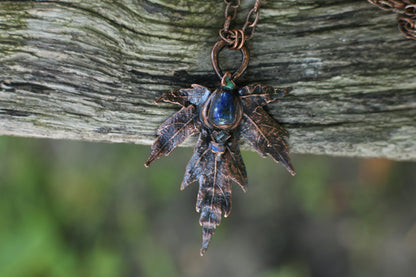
(209, 142), (225, 153)
(209, 90), (237, 127)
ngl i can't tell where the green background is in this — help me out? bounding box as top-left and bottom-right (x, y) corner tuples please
(0, 136), (415, 277)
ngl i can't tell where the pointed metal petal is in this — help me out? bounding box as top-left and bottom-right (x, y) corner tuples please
(200, 227), (215, 256)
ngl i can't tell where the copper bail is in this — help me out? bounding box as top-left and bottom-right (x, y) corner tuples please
(210, 40), (249, 81)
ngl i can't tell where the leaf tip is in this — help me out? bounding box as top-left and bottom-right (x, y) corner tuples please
(180, 181), (188, 191)
(234, 182), (247, 193)
(284, 162), (296, 176)
(144, 156), (155, 167)
(282, 162), (296, 176)
(154, 95), (163, 104)
(200, 227), (215, 256)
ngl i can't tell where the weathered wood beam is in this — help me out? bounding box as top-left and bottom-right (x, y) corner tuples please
(0, 0), (415, 160)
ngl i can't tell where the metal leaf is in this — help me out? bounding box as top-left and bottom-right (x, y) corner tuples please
(145, 105), (200, 167)
(239, 83), (292, 108)
(155, 84), (211, 106)
(181, 130), (247, 192)
(241, 106), (295, 176)
(147, 82), (295, 255)
(224, 131), (248, 192)
(181, 129), (244, 255)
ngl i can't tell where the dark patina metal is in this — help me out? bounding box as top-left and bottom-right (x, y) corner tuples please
(145, 79), (295, 255)
(145, 0), (295, 256)
(210, 40), (249, 80)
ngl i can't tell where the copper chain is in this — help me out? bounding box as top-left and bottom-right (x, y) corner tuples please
(369, 0), (416, 39)
(220, 0), (262, 49)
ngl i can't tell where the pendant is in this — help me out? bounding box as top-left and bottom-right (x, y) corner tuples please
(145, 40), (295, 255)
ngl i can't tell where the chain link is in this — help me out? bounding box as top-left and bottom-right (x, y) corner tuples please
(220, 0), (262, 49)
(398, 15), (416, 38)
(224, 0), (240, 23)
(368, 0), (407, 12)
(369, 0), (416, 39)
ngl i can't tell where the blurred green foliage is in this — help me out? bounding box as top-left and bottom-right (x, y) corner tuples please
(0, 136), (415, 277)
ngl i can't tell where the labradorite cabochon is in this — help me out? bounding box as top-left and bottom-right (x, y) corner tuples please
(208, 90), (239, 127)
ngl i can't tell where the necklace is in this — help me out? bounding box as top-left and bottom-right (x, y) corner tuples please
(145, 0), (295, 256)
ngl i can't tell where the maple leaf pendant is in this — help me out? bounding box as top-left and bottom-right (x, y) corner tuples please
(145, 40), (295, 255)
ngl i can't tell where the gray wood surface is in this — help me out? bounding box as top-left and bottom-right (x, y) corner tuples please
(1, 0), (415, 160)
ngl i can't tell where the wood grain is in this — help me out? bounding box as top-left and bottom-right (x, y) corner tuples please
(1, 0), (415, 160)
